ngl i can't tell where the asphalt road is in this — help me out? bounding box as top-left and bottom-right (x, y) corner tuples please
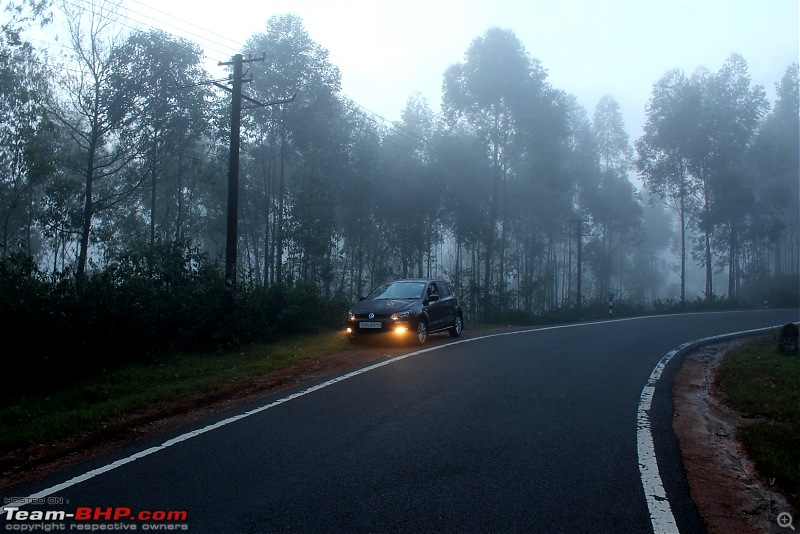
(2, 309), (798, 533)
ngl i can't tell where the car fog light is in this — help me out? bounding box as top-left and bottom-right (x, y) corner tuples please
(346, 327), (353, 334)
(395, 326), (407, 334)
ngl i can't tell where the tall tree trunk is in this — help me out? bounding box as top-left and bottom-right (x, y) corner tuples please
(454, 237), (462, 295)
(700, 171), (713, 300)
(484, 128), (501, 318)
(704, 197), (713, 300)
(679, 169), (687, 308)
(149, 139), (157, 244)
(728, 224), (737, 300)
(483, 209), (494, 316)
(77, 126), (98, 280)
(275, 112), (286, 286)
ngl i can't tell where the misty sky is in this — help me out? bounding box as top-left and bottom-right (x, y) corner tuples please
(57, 0), (800, 140)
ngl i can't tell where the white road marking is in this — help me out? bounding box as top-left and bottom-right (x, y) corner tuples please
(636, 326), (779, 534)
(1, 313), (784, 522)
(638, 346), (681, 534)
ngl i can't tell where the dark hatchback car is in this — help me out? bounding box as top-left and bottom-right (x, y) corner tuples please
(346, 279), (464, 344)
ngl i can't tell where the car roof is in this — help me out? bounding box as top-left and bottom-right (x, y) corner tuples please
(382, 278), (441, 284)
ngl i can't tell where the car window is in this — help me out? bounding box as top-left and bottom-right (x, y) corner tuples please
(427, 282), (439, 297)
(438, 281), (452, 298)
(368, 281), (426, 300)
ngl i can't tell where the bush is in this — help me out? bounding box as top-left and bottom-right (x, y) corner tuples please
(0, 242), (352, 402)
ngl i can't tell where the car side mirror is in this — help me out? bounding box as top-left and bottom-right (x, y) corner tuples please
(427, 294), (440, 302)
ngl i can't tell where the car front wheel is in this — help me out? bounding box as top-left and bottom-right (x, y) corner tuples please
(449, 314), (463, 338)
(415, 319), (428, 344)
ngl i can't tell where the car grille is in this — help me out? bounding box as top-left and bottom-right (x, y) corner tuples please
(353, 313), (391, 320)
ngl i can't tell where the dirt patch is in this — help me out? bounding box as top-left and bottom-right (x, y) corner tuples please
(672, 339), (795, 533)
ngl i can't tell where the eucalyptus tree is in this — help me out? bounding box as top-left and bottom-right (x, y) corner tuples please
(433, 123), (492, 315)
(679, 66), (720, 299)
(625, 194), (673, 304)
(373, 130), (421, 279)
(581, 169), (642, 301)
(334, 99), (383, 298)
(703, 54), (768, 300)
(504, 70), (569, 313)
(36, 160), (83, 274)
(747, 64), (799, 278)
(561, 96), (599, 308)
(636, 69), (702, 306)
(242, 14), (343, 287)
(594, 96), (632, 174)
(286, 102), (352, 293)
(587, 95), (641, 300)
(109, 30), (214, 246)
(442, 27), (552, 317)
(638, 57), (769, 302)
(52, 0), (145, 279)
(374, 93), (442, 280)
(286, 165), (336, 288)
(0, 1), (55, 259)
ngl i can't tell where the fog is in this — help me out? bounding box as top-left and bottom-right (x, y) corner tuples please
(3, 0), (799, 322)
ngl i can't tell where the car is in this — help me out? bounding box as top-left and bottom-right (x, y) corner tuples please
(345, 279), (464, 344)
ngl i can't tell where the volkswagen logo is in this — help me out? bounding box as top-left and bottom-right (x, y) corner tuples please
(368, 313), (375, 319)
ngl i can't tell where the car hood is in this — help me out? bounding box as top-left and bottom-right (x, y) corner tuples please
(351, 299), (415, 315)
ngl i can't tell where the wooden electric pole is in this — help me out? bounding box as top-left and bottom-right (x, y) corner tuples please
(216, 54), (295, 287)
(575, 219), (584, 312)
(222, 54), (244, 288)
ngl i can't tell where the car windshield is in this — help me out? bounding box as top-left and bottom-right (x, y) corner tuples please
(367, 281), (426, 300)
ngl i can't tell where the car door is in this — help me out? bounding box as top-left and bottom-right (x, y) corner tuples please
(436, 281), (458, 328)
(424, 281), (447, 330)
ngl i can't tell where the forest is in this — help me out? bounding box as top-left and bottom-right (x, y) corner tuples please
(1, 0), (798, 387)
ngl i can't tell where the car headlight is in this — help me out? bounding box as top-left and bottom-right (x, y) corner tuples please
(391, 310), (411, 321)
(347, 311), (356, 321)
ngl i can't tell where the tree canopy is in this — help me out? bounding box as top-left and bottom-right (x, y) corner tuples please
(2, 6), (797, 326)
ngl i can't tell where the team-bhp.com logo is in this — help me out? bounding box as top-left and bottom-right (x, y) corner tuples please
(5, 506), (188, 529)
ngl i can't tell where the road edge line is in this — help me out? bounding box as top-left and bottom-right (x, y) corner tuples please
(637, 325), (783, 534)
(2, 316), (783, 518)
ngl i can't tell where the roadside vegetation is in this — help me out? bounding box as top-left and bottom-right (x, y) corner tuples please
(718, 335), (800, 505)
(0, 330), (352, 457)
(3, 240), (780, 401)
(1, 244), (351, 403)
(2, 241), (795, 463)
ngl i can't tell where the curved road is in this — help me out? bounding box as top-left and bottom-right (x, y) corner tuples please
(2, 310), (797, 533)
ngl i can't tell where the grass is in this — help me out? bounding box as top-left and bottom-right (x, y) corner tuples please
(0, 330), (353, 455)
(717, 335), (800, 502)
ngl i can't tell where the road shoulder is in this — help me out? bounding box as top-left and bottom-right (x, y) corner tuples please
(672, 339), (793, 533)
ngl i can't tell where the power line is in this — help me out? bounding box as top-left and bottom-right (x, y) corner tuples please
(127, 0), (245, 51)
(66, 0), (239, 59)
(18, 0), (460, 164)
(117, 0), (241, 57)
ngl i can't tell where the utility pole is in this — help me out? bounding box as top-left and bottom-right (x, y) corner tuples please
(216, 54), (295, 287)
(221, 54), (245, 288)
(575, 219), (583, 312)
